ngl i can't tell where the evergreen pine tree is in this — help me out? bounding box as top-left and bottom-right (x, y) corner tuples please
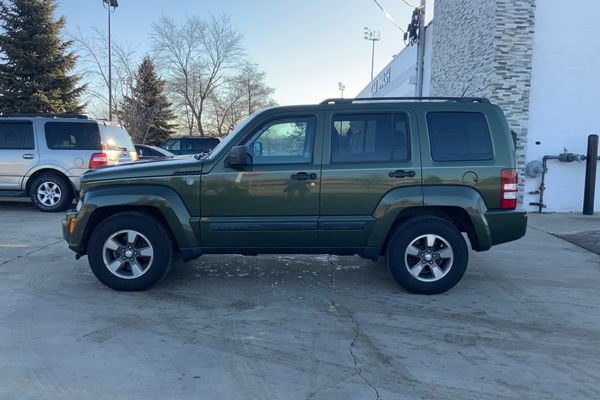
(0, 0), (85, 114)
(120, 56), (175, 145)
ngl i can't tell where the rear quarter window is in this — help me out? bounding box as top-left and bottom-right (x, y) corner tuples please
(427, 112), (493, 161)
(44, 122), (101, 150)
(99, 125), (135, 151)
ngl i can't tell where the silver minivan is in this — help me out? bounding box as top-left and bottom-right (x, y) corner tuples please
(0, 114), (137, 211)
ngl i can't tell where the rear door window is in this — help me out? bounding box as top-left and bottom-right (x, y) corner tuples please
(0, 122), (34, 149)
(331, 113), (410, 163)
(427, 112), (493, 161)
(44, 122), (101, 150)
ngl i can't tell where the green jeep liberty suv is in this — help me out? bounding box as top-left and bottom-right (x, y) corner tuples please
(62, 97), (527, 294)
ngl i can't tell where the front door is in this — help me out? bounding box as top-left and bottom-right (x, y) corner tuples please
(200, 112), (322, 249)
(319, 108), (422, 248)
(0, 121), (38, 191)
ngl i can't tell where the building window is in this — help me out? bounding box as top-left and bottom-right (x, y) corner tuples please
(0, 122), (34, 150)
(331, 113), (410, 163)
(44, 122), (101, 150)
(427, 112), (493, 161)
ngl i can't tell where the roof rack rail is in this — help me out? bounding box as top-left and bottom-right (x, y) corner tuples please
(319, 97), (490, 105)
(1, 113), (89, 119)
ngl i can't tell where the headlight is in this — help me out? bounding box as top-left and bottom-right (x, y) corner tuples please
(76, 199), (83, 212)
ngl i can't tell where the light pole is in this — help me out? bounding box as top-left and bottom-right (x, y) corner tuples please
(338, 82), (346, 98)
(102, 0), (119, 120)
(363, 27), (381, 81)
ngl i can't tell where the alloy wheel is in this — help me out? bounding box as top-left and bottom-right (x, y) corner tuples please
(404, 234), (454, 282)
(36, 182), (62, 207)
(102, 230), (154, 279)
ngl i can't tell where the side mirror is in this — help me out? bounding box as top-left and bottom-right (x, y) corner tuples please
(226, 145), (251, 168)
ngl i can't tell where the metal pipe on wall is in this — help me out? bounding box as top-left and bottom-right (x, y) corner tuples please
(583, 134), (598, 215)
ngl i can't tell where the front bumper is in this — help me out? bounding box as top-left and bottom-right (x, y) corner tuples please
(62, 209), (80, 253)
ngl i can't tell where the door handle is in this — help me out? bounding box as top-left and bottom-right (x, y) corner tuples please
(22, 154), (34, 160)
(388, 169), (416, 179)
(291, 172), (317, 180)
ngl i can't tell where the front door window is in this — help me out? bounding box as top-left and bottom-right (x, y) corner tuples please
(246, 117), (316, 164)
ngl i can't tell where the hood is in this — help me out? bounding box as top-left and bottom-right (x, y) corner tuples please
(81, 156), (203, 183)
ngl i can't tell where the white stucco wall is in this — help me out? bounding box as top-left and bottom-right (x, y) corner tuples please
(525, 0), (600, 212)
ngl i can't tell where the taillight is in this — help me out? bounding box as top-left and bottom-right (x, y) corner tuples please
(90, 152), (108, 169)
(500, 169), (518, 209)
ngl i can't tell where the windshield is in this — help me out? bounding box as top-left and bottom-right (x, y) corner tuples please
(100, 124), (135, 152)
(206, 111), (263, 160)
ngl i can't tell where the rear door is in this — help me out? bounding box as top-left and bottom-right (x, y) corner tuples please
(0, 120), (38, 191)
(319, 108), (422, 248)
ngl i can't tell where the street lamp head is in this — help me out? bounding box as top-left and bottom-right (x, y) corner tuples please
(103, 0), (119, 8)
(363, 27), (381, 42)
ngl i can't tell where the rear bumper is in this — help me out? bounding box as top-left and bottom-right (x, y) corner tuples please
(485, 209), (528, 246)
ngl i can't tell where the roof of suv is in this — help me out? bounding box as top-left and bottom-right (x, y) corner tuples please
(318, 97), (491, 105)
(0, 113), (89, 120)
(247, 97), (496, 115)
(0, 114), (128, 128)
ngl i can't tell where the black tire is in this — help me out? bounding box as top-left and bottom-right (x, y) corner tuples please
(87, 212), (173, 291)
(386, 216), (468, 294)
(29, 173), (73, 212)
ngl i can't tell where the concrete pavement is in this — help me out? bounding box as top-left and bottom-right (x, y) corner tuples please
(0, 201), (599, 399)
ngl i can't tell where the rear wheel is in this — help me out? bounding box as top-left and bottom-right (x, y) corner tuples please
(386, 216), (468, 294)
(87, 212), (173, 291)
(29, 173), (73, 212)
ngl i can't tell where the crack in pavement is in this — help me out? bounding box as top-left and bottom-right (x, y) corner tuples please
(348, 312), (380, 399)
(0, 239), (63, 267)
(326, 255), (381, 399)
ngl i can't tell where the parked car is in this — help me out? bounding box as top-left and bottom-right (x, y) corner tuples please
(63, 97), (527, 294)
(0, 114), (136, 212)
(135, 144), (174, 161)
(160, 136), (220, 156)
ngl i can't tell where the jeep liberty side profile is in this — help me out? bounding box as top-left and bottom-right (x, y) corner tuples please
(62, 97), (527, 294)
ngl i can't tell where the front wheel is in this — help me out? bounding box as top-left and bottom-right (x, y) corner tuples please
(386, 216), (468, 294)
(87, 212), (173, 291)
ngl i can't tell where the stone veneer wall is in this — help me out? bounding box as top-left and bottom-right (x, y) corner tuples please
(430, 0), (536, 202)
